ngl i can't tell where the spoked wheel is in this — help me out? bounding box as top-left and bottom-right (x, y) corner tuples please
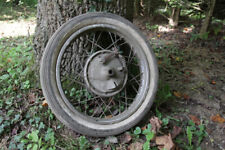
(40, 13), (158, 137)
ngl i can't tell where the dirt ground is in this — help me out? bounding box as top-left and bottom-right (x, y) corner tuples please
(135, 17), (225, 149)
(0, 20), (36, 38)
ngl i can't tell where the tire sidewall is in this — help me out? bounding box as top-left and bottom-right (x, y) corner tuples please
(40, 12), (158, 137)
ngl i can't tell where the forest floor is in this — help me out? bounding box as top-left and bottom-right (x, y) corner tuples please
(0, 5), (225, 150)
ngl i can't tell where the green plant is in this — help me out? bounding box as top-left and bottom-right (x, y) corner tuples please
(78, 136), (90, 150)
(184, 120), (207, 150)
(133, 124), (155, 150)
(21, 128), (56, 150)
(146, 23), (159, 31)
(190, 32), (209, 41)
(154, 82), (173, 107)
(133, 126), (142, 138)
(142, 124), (155, 150)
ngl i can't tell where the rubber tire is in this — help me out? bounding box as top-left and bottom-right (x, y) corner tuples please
(40, 12), (158, 137)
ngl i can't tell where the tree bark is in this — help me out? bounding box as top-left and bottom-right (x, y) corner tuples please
(200, 0), (216, 35)
(33, 0), (134, 64)
(169, 7), (181, 27)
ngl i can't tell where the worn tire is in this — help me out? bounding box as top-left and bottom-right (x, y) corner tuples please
(40, 12), (158, 137)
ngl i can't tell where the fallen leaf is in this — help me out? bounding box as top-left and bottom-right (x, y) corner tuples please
(120, 133), (132, 144)
(141, 124), (147, 131)
(42, 100), (48, 107)
(7, 58), (12, 63)
(184, 28), (188, 31)
(12, 126), (19, 135)
(175, 57), (180, 61)
(150, 117), (162, 133)
(211, 114), (225, 123)
(28, 93), (36, 104)
(171, 126), (182, 139)
(128, 142), (143, 150)
(173, 91), (182, 98)
(183, 93), (190, 100)
(189, 115), (201, 125)
(156, 133), (175, 150)
(106, 115), (113, 119)
(106, 136), (118, 144)
(211, 80), (216, 85)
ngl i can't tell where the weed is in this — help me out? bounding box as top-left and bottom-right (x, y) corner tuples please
(133, 124), (155, 150)
(154, 81), (173, 107)
(190, 32), (209, 41)
(79, 136), (90, 150)
(146, 23), (159, 31)
(142, 124), (155, 150)
(175, 120), (207, 150)
(21, 128), (56, 150)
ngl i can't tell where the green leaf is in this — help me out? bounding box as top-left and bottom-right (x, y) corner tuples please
(146, 132), (154, 141)
(0, 116), (3, 124)
(32, 144), (38, 150)
(162, 118), (169, 126)
(38, 137), (42, 148)
(79, 136), (89, 150)
(196, 147), (201, 150)
(187, 126), (193, 146)
(134, 127), (141, 135)
(28, 130), (39, 143)
(0, 74), (9, 80)
(27, 144), (33, 150)
(143, 141), (150, 150)
(21, 139), (29, 144)
(155, 108), (162, 119)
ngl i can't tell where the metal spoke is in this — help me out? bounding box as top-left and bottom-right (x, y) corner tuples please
(58, 29), (146, 121)
(100, 97), (114, 118)
(108, 32), (117, 49)
(86, 38), (105, 50)
(105, 36), (123, 50)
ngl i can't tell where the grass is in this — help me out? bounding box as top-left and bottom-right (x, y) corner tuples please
(0, 2), (36, 21)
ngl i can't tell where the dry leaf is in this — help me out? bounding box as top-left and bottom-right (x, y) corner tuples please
(173, 91), (182, 98)
(211, 114), (225, 123)
(106, 136), (118, 144)
(171, 126), (182, 139)
(141, 125), (147, 131)
(175, 57), (180, 61)
(183, 93), (190, 100)
(189, 115), (201, 125)
(211, 80), (216, 85)
(42, 100), (48, 107)
(156, 133), (175, 150)
(120, 133), (132, 144)
(7, 58), (12, 63)
(28, 93), (35, 104)
(106, 115), (113, 119)
(128, 142), (143, 150)
(150, 117), (162, 133)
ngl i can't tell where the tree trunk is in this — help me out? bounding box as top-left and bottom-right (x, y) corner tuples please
(200, 0), (216, 35)
(134, 0), (141, 16)
(168, 7), (181, 27)
(33, 0), (134, 64)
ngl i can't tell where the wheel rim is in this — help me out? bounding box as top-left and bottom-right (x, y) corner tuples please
(56, 24), (150, 124)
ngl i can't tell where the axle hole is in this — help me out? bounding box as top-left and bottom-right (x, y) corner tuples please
(108, 69), (113, 75)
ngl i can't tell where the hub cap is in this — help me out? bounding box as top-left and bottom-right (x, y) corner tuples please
(84, 50), (128, 97)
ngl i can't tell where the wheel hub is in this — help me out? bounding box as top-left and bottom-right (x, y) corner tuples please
(84, 50), (128, 97)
